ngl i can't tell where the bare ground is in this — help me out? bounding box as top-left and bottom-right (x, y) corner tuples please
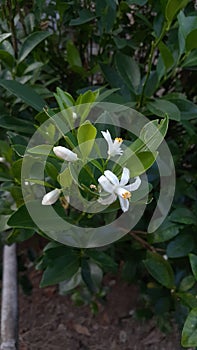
(19, 269), (184, 350)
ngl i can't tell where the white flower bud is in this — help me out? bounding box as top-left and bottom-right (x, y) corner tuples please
(42, 188), (61, 205)
(53, 146), (78, 162)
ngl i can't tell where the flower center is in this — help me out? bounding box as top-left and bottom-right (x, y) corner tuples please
(115, 137), (123, 143)
(122, 191), (131, 199)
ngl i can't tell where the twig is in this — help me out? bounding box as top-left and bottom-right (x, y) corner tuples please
(129, 231), (157, 253)
(1, 244), (18, 350)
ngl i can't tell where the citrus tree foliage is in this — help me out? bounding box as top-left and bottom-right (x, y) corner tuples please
(0, 0), (197, 346)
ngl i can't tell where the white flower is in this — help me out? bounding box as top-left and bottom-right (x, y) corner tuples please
(53, 146), (78, 162)
(42, 188), (61, 205)
(101, 130), (123, 157)
(72, 112), (77, 120)
(98, 167), (141, 212)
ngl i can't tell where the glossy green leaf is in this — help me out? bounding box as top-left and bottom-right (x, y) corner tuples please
(18, 31), (51, 63)
(59, 268), (82, 294)
(115, 52), (141, 93)
(0, 115), (35, 134)
(186, 29), (197, 51)
(0, 80), (46, 111)
(182, 50), (197, 67)
(181, 308), (197, 347)
(0, 50), (15, 68)
(7, 203), (37, 229)
(66, 40), (82, 68)
(87, 250), (118, 273)
(77, 121), (97, 159)
(169, 208), (196, 225)
(143, 251), (175, 288)
(0, 33), (12, 43)
(165, 0), (189, 24)
(149, 220), (180, 243)
(176, 293), (197, 309)
(6, 228), (35, 244)
(167, 234), (195, 258)
(126, 0), (148, 4)
(179, 275), (196, 292)
(158, 41), (174, 70)
(189, 254), (197, 281)
(70, 9), (95, 26)
(40, 250), (80, 287)
(147, 99), (181, 121)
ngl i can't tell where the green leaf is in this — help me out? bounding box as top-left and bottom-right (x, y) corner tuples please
(18, 31), (51, 63)
(181, 308), (197, 347)
(149, 220), (180, 243)
(179, 275), (196, 292)
(77, 121), (97, 159)
(27, 144), (53, 156)
(0, 115), (35, 134)
(0, 80), (46, 111)
(182, 50), (197, 67)
(6, 228), (35, 244)
(189, 254), (197, 281)
(59, 268), (82, 294)
(143, 251), (175, 288)
(66, 40), (82, 68)
(176, 293), (197, 309)
(167, 234), (194, 258)
(87, 250), (118, 273)
(7, 203), (37, 230)
(115, 52), (141, 93)
(0, 33), (12, 43)
(0, 50), (15, 68)
(147, 99), (181, 121)
(178, 11), (197, 54)
(40, 250), (80, 287)
(169, 208), (196, 225)
(55, 88), (75, 108)
(186, 29), (197, 51)
(70, 9), (95, 26)
(123, 151), (158, 177)
(126, 116), (169, 156)
(165, 0), (189, 24)
(126, 0), (148, 4)
(57, 167), (72, 188)
(158, 41), (174, 70)
(163, 95), (197, 120)
(81, 258), (97, 293)
(76, 90), (99, 123)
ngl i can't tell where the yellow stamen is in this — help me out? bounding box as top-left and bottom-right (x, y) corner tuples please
(122, 191), (131, 199)
(115, 137), (123, 143)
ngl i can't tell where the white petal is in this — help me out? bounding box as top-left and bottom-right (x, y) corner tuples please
(72, 112), (77, 120)
(118, 196), (129, 212)
(98, 193), (117, 205)
(124, 176), (141, 192)
(104, 170), (119, 186)
(115, 186), (131, 199)
(98, 175), (115, 193)
(42, 188), (60, 205)
(101, 130), (113, 147)
(120, 167), (130, 186)
(53, 146), (78, 161)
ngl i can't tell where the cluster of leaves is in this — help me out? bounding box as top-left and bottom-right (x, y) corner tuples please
(0, 0), (197, 347)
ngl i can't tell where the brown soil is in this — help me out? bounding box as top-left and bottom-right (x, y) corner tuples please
(19, 269), (184, 350)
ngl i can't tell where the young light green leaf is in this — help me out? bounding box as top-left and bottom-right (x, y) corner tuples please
(77, 121), (97, 159)
(18, 31), (51, 63)
(181, 308), (197, 347)
(27, 144), (53, 156)
(57, 167), (73, 188)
